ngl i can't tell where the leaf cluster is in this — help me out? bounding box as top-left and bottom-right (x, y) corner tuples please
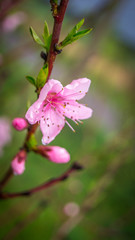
(56, 19), (92, 50)
(30, 21), (52, 53)
(27, 19), (92, 89)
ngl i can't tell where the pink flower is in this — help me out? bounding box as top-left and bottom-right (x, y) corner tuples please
(12, 118), (28, 131)
(35, 145), (70, 163)
(25, 78), (93, 145)
(11, 149), (27, 175)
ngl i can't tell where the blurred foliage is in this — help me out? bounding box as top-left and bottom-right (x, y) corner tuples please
(0, 0), (135, 240)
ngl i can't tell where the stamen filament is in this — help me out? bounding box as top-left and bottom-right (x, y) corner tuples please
(63, 91), (85, 99)
(66, 120), (75, 132)
(78, 120), (83, 124)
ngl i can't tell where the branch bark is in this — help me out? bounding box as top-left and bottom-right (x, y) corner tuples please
(47, 0), (69, 79)
(0, 163), (83, 199)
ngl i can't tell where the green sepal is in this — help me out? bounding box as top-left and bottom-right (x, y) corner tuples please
(36, 64), (48, 88)
(26, 134), (37, 151)
(26, 76), (36, 87)
(29, 27), (44, 48)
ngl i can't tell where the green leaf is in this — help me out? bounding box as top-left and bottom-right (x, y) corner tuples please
(65, 18), (85, 39)
(36, 64), (48, 88)
(43, 28), (52, 52)
(46, 34), (52, 52)
(58, 28), (92, 49)
(43, 21), (52, 52)
(72, 28), (92, 41)
(26, 134), (37, 150)
(56, 19), (92, 50)
(43, 21), (49, 40)
(29, 27), (44, 47)
(26, 76), (36, 86)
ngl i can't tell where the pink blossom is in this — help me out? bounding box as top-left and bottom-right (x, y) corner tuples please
(12, 118), (28, 131)
(2, 12), (26, 32)
(36, 145), (70, 163)
(25, 78), (93, 145)
(11, 149), (27, 175)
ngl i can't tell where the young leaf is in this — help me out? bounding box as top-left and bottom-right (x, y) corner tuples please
(36, 64), (48, 88)
(65, 18), (85, 39)
(30, 27), (45, 47)
(43, 21), (49, 40)
(42, 22), (52, 53)
(26, 76), (36, 86)
(46, 34), (52, 52)
(72, 28), (92, 42)
(57, 28), (92, 49)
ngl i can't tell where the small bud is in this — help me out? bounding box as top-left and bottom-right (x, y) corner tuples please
(12, 118), (28, 131)
(11, 149), (27, 175)
(36, 146), (70, 164)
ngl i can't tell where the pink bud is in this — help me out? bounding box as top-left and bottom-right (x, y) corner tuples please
(36, 146), (70, 164)
(12, 118), (28, 131)
(11, 149), (27, 175)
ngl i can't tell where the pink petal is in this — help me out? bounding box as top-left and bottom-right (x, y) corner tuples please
(60, 101), (93, 120)
(25, 99), (43, 124)
(62, 78), (91, 100)
(39, 79), (63, 101)
(40, 108), (65, 145)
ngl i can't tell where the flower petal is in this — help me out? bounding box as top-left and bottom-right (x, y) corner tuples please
(62, 78), (91, 100)
(39, 79), (63, 101)
(25, 99), (43, 124)
(60, 101), (93, 120)
(40, 108), (65, 145)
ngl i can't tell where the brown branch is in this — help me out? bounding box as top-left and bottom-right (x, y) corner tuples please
(47, 0), (69, 79)
(0, 167), (13, 191)
(0, 163), (83, 199)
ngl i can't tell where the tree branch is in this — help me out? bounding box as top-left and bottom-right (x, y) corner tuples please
(47, 0), (69, 79)
(0, 162), (83, 199)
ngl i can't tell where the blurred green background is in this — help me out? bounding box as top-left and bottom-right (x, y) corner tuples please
(0, 0), (135, 239)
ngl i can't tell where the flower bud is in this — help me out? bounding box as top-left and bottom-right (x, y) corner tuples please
(11, 149), (27, 175)
(36, 146), (70, 164)
(12, 118), (28, 131)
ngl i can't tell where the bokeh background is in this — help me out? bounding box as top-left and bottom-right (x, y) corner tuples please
(0, 0), (135, 239)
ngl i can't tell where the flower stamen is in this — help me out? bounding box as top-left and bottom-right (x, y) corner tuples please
(65, 120), (75, 132)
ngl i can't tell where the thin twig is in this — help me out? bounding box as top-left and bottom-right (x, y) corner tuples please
(0, 163), (83, 199)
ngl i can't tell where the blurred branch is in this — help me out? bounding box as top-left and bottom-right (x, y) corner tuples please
(54, 145), (132, 239)
(0, 167), (13, 190)
(0, 162), (83, 199)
